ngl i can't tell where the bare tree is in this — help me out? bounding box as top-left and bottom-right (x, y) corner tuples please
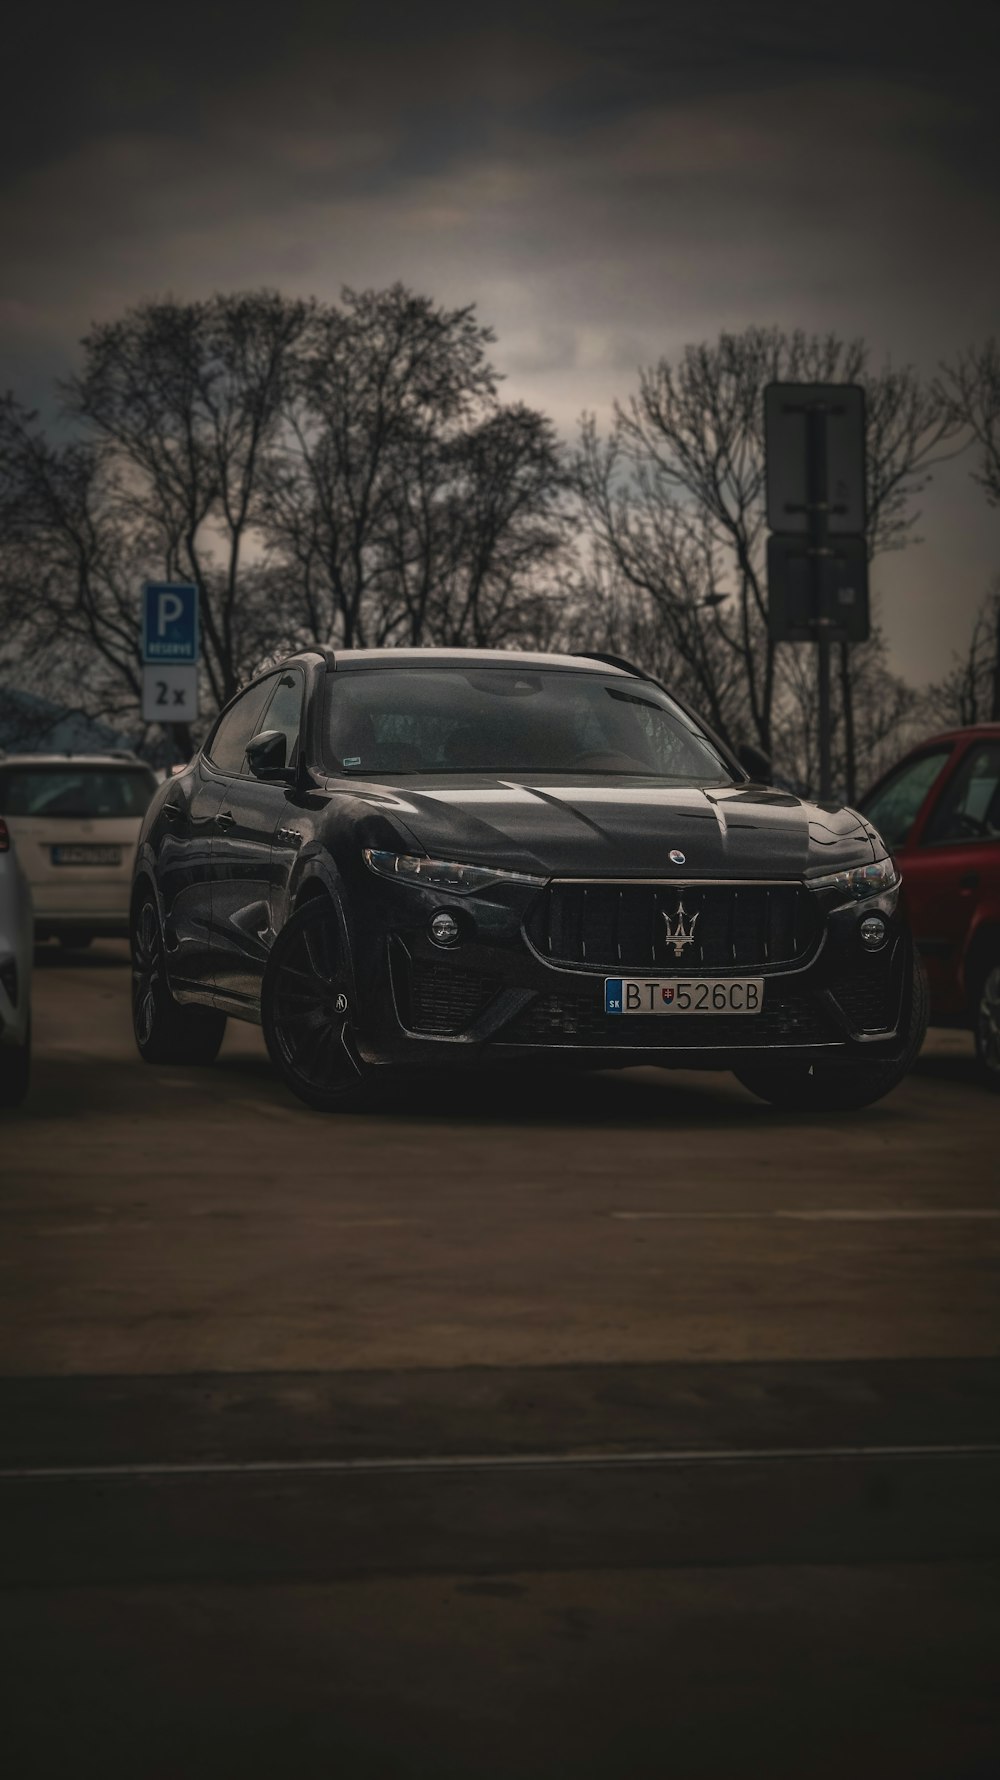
(574, 417), (756, 747)
(64, 291), (314, 708)
(937, 340), (1000, 507)
(935, 343), (1000, 718)
(0, 396), (147, 732)
(263, 286), (494, 647)
(389, 403), (566, 648)
(777, 628), (921, 798)
(576, 327), (962, 793)
(925, 582), (1000, 727)
(2, 285), (568, 749)
(263, 285), (565, 651)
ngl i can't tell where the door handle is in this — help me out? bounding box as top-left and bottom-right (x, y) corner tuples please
(959, 871), (979, 893)
(215, 810), (235, 831)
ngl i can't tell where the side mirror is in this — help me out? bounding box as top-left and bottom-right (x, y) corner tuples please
(246, 729), (292, 782)
(738, 743), (773, 784)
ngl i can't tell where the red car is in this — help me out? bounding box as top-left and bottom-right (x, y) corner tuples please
(860, 724), (1000, 1090)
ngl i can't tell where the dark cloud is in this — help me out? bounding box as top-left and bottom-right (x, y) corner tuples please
(3, 0), (998, 683)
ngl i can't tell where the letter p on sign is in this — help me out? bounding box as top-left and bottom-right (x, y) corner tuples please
(142, 583), (199, 663)
(157, 591), (184, 636)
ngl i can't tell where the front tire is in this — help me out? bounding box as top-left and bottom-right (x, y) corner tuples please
(261, 897), (373, 1112)
(973, 957), (1000, 1093)
(733, 953), (929, 1113)
(131, 891), (227, 1065)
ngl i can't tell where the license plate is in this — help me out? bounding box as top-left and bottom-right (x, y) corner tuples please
(605, 977), (764, 1015)
(51, 845), (122, 866)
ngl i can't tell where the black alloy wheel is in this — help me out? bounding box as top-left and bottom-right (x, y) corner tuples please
(130, 891), (227, 1065)
(974, 959), (1000, 1093)
(262, 897), (373, 1112)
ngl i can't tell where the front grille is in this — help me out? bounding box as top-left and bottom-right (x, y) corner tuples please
(502, 986), (838, 1050)
(526, 881), (820, 973)
(396, 955), (501, 1035)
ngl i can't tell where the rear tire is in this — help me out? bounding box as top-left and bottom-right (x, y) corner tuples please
(262, 897), (374, 1113)
(733, 953), (929, 1112)
(131, 891), (226, 1065)
(972, 957), (1000, 1093)
(0, 1020), (30, 1107)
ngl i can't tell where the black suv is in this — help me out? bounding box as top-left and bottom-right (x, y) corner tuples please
(131, 648), (926, 1112)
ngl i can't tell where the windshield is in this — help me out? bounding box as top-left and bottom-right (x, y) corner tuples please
(860, 747), (951, 850)
(323, 667), (732, 781)
(0, 765), (157, 819)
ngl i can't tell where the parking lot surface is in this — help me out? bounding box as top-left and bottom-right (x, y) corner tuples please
(2, 944), (998, 1778)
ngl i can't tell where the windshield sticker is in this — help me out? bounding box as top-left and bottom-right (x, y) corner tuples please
(343, 756), (362, 767)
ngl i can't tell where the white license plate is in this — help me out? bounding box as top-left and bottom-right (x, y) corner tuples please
(51, 845), (122, 866)
(605, 977), (764, 1015)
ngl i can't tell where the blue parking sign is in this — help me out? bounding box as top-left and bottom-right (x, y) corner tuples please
(142, 583), (199, 663)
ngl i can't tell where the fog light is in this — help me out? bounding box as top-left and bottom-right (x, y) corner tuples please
(429, 911), (460, 947)
(860, 914), (887, 950)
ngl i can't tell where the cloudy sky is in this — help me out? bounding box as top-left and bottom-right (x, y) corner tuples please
(4, 0), (998, 685)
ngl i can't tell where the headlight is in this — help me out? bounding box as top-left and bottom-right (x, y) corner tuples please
(807, 856), (899, 900)
(363, 849), (546, 895)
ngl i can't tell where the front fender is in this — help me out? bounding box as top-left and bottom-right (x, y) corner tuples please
(132, 838), (159, 895)
(287, 848), (342, 912)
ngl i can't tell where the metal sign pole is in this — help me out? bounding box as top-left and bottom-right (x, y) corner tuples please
(807, 405), (833, 800)
(764, 381), (868, 802)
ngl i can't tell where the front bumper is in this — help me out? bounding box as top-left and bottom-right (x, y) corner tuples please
(344, 870), (913, 1073)
(30, 873), (132, 938)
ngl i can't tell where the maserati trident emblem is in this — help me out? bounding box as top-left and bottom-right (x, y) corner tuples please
(662, 897), (699, 957)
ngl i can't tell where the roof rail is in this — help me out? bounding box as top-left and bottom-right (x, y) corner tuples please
(573, 651), (656, 682)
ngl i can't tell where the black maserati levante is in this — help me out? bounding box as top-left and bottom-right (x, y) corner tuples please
(130, 648), (926, 1112)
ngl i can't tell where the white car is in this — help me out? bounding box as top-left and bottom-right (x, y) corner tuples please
(0, 752), (158, 946)
(0, 817), (33, 1104)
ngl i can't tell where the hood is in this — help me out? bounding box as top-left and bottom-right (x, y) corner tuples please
(346, 774), (877, 879)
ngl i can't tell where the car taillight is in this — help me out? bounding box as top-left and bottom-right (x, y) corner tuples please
(0, 818), (9, 852)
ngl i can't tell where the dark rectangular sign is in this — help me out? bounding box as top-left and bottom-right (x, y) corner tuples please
(767, 534), (870, 643)
(764, 383), (867, 536)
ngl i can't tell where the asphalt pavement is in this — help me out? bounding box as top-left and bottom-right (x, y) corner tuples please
(1, 942), (998, 1779)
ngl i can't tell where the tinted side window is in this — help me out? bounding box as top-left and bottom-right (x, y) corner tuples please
(257, 670), (305, 769)
(862, 748), (951, 850)
(923, 743), (1000, 845)
(207, 679), (275, 775)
